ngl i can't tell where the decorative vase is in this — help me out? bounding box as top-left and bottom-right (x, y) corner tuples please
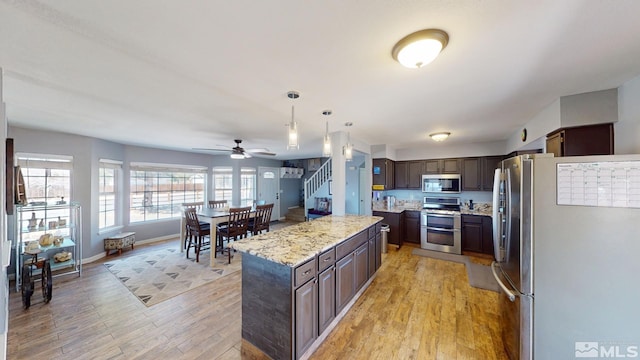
(28, 212), (38, 230)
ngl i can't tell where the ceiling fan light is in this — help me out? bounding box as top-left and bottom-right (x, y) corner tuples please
(230, 153), (244, 159)
(429, 132), (451, 142)
(392, 29), (449, 68)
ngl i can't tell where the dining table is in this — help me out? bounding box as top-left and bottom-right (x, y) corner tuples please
(180, 207), (255, 267)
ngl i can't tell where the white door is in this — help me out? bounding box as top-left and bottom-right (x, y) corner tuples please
(359, 168), (367, 215)
(258, 167), (280, 221)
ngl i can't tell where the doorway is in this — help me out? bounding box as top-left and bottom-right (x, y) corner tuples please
(257, 167), (280, 221)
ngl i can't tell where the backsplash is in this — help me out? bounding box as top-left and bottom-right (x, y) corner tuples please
(372, 199), (422, 210)
(461, 201), (491, 211)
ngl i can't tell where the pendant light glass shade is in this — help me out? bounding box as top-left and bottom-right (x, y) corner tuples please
(322, 114), (332, 157)
(343, 142), (353, 161)
(343, 130), (353, 161)
(286, 91), (300, 150)
(287, 106), (298, 150)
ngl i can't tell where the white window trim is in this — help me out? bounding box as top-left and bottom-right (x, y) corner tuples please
(129, 163), (206, 223)
(98, 159), (122, 231)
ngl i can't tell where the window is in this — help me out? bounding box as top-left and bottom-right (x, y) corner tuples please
(240, 167), (256, 207)
(17, 154), (72, 204)
(129, 163), (206, 223)
(99, 159), (122, 230)
(213, 167), (233, 202)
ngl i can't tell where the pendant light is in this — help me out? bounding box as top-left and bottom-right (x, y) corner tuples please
(343, 122), (353, 161)
(322, 110), (332, 157)
(287, 91), (299, 150)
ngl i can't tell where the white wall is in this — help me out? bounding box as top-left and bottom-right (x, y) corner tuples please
(616, 75), (640, 154)
(505, 99), (561, 154)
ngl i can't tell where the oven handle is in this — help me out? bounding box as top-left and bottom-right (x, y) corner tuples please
(422, 212), (460, 219)
(425, 226), (459, 233)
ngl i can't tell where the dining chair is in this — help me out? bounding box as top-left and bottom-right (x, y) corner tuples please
(182, 202), (209, 249)
(216, 206), (252, 263)
(249, 203), (274, 236)
(208, 200), (227, 209)
(184, 208), (211, 262)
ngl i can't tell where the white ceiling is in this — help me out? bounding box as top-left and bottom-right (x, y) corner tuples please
(2, 0), (640, 159)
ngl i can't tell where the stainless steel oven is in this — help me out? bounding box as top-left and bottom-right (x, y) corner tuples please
(420, 197), (461, 254)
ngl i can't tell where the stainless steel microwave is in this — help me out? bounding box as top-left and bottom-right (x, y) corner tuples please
(421, 174), (461, 193)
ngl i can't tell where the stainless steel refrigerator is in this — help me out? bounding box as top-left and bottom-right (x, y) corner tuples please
(491, 154), (640, 360)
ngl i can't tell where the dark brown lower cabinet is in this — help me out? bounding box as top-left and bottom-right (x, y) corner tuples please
(295, 279), (317, 358)
(336, 252), (355, 314)
(354, 243), (369, 291)
(368, 237), (375, 278)
(372, 211), (404, 247)
(375, 233), (382, 270)
(317, 266), (335, 335)
(404, 210), (420, 244)
(461, 214), (494, 255)
(336, 242), (369, 314)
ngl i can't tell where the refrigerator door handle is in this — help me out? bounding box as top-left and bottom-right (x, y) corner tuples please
(504, 168), (512, 263)
(492, 168), (503, 261)
(491, 261), (516, 302)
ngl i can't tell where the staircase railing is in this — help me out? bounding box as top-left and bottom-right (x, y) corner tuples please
(303, 157), (332, 219)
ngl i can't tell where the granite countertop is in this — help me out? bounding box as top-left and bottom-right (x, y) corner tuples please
(372, 206), (406, 213)
(460, 202), (493, 217)
(373, 202), (494, 217)
(460, 208), (493, 216)
(229, 214), (383, 267)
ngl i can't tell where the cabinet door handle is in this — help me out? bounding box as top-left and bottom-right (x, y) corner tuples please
(323, 257), (332, 262)
(303, 270), (311, 276)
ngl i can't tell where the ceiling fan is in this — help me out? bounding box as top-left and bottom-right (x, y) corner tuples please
(194, 139), (276, 159)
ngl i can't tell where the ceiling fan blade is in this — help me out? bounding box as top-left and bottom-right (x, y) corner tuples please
(250, 151), (276, 156)
(192, 148), (230, 152)
(246, 148), (276, 156)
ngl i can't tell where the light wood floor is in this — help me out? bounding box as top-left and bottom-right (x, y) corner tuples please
(8, 236), (508, 359)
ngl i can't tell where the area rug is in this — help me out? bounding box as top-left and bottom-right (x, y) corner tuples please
(411, 248), (500, 293)
(104, 248), (241, 307)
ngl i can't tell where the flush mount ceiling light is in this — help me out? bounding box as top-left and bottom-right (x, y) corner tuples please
(392, 29), (449, 68)
(286, 91), (300, 150)
(322, 110), (332, 157)
(429, 132), (451, 142)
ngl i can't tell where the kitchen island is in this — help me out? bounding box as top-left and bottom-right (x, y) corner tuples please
(230, 214), (383, 360)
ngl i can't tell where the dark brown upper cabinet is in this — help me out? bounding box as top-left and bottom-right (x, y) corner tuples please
(546, 123), (614, 157)
(481, 156), (503, 191)
(373, 158), (395, 190)
(394, 160), (424, 189)
(462, 158), (482, 191)
(424, 159), (460, 174)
